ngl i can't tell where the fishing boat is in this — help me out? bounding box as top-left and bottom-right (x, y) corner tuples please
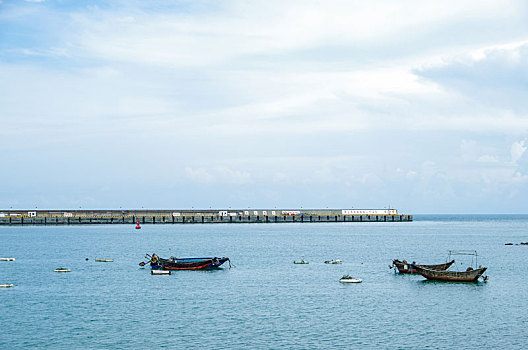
(0, 284), (14, 288)
(293, 259), (309, 264)
(141, 253), (230, 270)
(324, 259), (342, 264)
(339, 275), (362, 283)
(95, 258), (114, 262)
(391, 259), (455, 274)
(411, 250), (487, 282)
(412, 265), (487, 282)
(0, 257), (15, 261)
(54, 267), (71, 273)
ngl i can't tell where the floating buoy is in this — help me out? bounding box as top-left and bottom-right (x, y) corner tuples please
(0, 257), (15, 261)
(135, 219), (141, 229)
(151, 270), (170, 275)
(54, 267), (71, 273)
(95, 258), (113, 262)
(0, 284), (14, 288)
(293, 260), (309, 264)
(324, 259), (342, 264)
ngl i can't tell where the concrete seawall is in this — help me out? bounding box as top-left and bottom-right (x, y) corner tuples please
(0, 209), (413, 225)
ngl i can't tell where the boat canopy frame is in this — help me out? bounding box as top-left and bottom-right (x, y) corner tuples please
(447, 250), (479, 270)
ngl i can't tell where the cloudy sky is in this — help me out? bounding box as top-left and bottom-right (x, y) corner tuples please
(1, 0), (528, 213)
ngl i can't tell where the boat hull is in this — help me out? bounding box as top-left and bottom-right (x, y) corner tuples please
(393, 260), (455, 274)
(325, 260), (342, 264)
(412, 265), (487, 282)
(340, 278), (362, 283)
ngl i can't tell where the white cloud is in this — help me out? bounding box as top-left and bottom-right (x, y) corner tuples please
(185, 167), (215, 184)
(184, 166), (251, 185)
(3, 1), (528, 211)
(477, 155), (499, 163)
(60, 0), (523, 70)
(406, 170), (418, 178)
(416, 43), (528, 113)
(511, 140), (527, 164)
(460, 139), (478, 161)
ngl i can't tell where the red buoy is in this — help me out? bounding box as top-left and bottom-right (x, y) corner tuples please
(135, 219), (141, 229)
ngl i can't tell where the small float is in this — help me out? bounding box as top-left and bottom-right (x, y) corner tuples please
(324, 259), (342, 264)
(95, 258), (114, 262)
(0, 257), (15, 261)
(54, 267), (71, 273)
(339, 275), (362, 283)
(0, 284), (14, 288)
(293, 259), (309, 264)
(151, 270), (171, 275)
(135, 219), (141, 229)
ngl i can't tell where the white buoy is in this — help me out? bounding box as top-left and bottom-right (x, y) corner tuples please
(0, 284), (14, 288)
(324, 259), (342, 264)
(54, 267), (71, 273)
(0, 257), (15, 261)
(293, 260), (309, 264)
(151, 270), (171, 275)
(95, 258), (114, 262)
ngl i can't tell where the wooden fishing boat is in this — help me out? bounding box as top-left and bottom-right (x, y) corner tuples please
(391, 259), (455, 274)
(142, 253), (230, 270)
(412, 264), (487, 282)
(411, 250), (487, 282)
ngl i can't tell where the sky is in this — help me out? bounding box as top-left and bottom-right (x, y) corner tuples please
(1, 0), (528, 213)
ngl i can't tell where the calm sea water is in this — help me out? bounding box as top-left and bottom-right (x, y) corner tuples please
(1, 215), (527, 349)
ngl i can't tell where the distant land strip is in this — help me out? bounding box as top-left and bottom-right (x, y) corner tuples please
(0, 208), (412, 225)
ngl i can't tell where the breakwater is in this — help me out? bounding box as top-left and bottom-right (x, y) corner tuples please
(0, 209), (412, 225)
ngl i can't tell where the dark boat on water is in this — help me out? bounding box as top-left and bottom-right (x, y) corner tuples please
(142, 253), (230, 270)
(411, 264), (487, 282)
(391, 259), (455, 274)
(411, 250), (488, 282)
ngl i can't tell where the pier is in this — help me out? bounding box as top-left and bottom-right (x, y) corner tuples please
(0, 209), (412, 225)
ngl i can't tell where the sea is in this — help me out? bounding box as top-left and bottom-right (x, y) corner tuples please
(1, 215), (527, 349)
